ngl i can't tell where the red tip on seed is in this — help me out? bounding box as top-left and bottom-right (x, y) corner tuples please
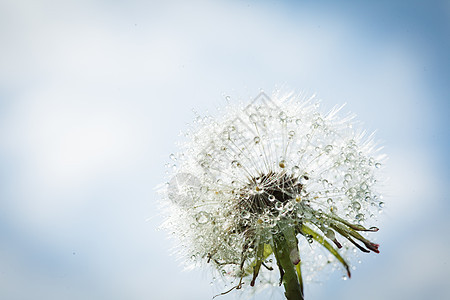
(367, 243), (380, 253)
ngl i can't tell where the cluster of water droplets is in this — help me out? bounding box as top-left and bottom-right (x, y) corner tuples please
(162, 92), (385, 288)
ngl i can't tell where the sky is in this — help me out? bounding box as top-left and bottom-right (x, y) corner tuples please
(0, 0), (449, 299)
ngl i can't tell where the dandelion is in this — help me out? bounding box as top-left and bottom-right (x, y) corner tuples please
(162, 91), (385, 300)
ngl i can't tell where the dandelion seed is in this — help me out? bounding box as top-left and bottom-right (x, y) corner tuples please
(161, 91), (385, 300)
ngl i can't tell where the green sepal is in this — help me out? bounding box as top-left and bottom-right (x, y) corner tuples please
(301, 223), (351, 278)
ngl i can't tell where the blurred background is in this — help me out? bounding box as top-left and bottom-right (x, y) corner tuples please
(0, 0), (448, 299)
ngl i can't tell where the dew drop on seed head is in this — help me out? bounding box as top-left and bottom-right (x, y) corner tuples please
(249, 113), (259, 123)
(241, 211), (251, 219)
(300, 175), (309, 185)
(254, 136), (260, 144)
(375, 162), (382, 168)
(195, 211), (210, 224)
(352, 201), (361, 211)
(286, 202), (294, 211)
(379, 201), (385, 208)
(275, 202), (283, 211)
(268, 195), (276, 202)
(291, 166), (300, 175)
(279, 111), (287, 121)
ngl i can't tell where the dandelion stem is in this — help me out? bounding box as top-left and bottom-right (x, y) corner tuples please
(273, 227), (304, 300)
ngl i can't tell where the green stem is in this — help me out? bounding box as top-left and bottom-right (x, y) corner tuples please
(273, 227), (304, 300)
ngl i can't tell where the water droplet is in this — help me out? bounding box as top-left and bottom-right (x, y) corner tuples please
(249, 113), (259, 123)
(291, 166), (300, 175)
(352, 201), (361, 211)
(347, 188), (357, 197)
(169, 153), (176, 161)
(300, 175), (309, 185)
(279, 160), (286, 168)
(379, 201), (385, 208)
(325, 229), (335, 240)
(195, 211), (210, 224)
(275, 202), (283, 211)
(315, 117), (324, 126)
(295, 118), (302, 125)
(288, 130), (295, 137)
(324, 145), (333, 153)
(241, 211), (251, 219)
(355, 213), (364, 220)
(345, 174), (353, 181)
(375, 162), (381, 168)
(254, 136), (260, 144)
(327, 198), (333, 204)
(268, 195), (276, 202)
(286, 202), (294, 211)
(279, 111), (287, 121)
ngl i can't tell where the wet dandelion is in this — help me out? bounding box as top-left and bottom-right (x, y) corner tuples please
(161, 91), (385, 300)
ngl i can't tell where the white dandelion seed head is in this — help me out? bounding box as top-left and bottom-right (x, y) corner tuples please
(161, 90), (386, 296)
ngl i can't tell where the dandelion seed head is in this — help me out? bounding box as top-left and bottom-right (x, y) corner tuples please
(161, 90), (385, 296)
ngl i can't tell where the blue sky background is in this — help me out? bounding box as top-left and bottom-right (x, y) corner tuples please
(0, 0), (449, 299)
